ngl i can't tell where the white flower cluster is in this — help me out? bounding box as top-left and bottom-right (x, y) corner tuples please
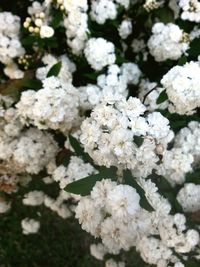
(21, 218), (40, 235)
(90, 0), (130, 25)
(177, 183), (200, 212)
(16, 76), (80, 134)
(36, 54), (76, 83)
(156, 148), (194, 185)
(0, 128), (58, 174)
(0, 12), (25, 78)
(24, 1), (54, 38)
(143, 0), (161, 11)
(76, 178), (199, 265)
(174, 121), (200, 164)
(148, 22), (189, 62)
(75, 180), (141, 252)
(63, 0), (89, 55)
(0, 97), (58, 176)
(79, 62), (141, 109)
(84, 38), (116, 71)
(80, 96), (173, 177)
(161, 61), (200, 114)
(179, 0), (200, 22)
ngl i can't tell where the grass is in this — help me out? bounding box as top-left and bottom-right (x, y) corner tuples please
(0, 196), (151, 267)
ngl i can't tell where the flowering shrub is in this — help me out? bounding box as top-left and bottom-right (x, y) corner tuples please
(1, 0), (200, 266)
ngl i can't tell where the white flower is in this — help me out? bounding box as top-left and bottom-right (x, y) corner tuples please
(75, 197), (104, 236)
(91, 179), (117, 208)
(84, 38), (116, 71)
(23, 191), (45, 206)
(106, 184), (140, 219)
(177, 183), (200, 212)
(161, 62), (200, 114)
(148, 22), (189, 62)
(118, 20), (132, 39)
(40, 25), (54, 38)
(21, 218), (40, 235)
(90, 243), (107, 260)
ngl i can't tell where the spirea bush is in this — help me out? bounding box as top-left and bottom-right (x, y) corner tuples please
(1, 0), (200, 266)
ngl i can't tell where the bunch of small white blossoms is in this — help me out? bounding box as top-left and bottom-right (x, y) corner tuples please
(63, 0), (89, 55)
(174, 121), (200, 165)
(22, 187), (72, 219)
(23, 1), (54, 38)
(161, 61), (200, 115)
(16, 76), (80, 134)
(148, 22), (190, 62)
(179, 0), (200, 22)
(84, 38), (116, 71)
(80, 95), (174, 178)
(90, 0), (130, 25)
(0, 12), (25, 79)
(78, 63), (141, 109)
(75, 177), (199, 266)
(36, 54), (76, 82)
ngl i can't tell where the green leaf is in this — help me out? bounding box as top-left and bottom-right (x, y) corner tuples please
(22, 79), (42, 89)
(50, 11), (63, 29)
(68, 135), (84, 156)
(178, 55), (187, 66)
(188, 38), (200, 58)
(68, 135), (93, 162)
(82, 73), (99, 81)
(65, 166), (117, 196)
(185, 169), (200, 184)
(133, 136), (144, 147)
(155, 7), (174, 23)
(124, 170), (154, 212)
(156, 90), (168, 104)
(47, 61), (62, 77)
(65, 173), (102, 195)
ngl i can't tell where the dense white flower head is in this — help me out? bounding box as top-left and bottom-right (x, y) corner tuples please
(21, 218), (40, 235)
(80, 96), (173, 177)
(0, 12), (25, 65)
(75, 197), (104, 236)
(16, 76), (80, 133)
(12, 128), (58, 174)
(156, 148), (194, 185)
(63, 0), (89, 55)
(118, 20), (132, 39)
(90, 0), (117, 24)
(148, 22), (189, 62)
(179, 0), (200, 22)
(79, 62), (141, 110)
(177, 183), (200, 212)
(106, 184), (140, 219)
(161, 61), (200, 114)
(84, 38), (116, 71)
(174, 121), (200, 164)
